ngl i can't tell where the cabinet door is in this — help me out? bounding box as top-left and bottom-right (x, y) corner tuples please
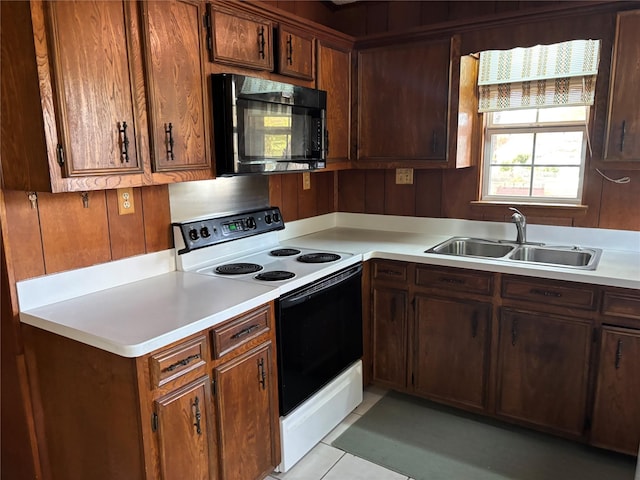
(143, 0), (211, 172)
(215, 342), (280, 480)
(413, 296), (490, 410)
(590, 326), (640, 455)
(317, 41), (351, 163)
(154, 376), (216, 480)
(604, 10), (640, 162)
(358, 39), (450, 162)
(372, 286), (408, 389)
(46, 1), (143, 175)
(496, 309), (592, 436)
(209, 8), (273, 71)
(278, 27), (314, 80)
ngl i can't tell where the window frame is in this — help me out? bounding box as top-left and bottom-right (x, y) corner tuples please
(481, 108), (588, 205)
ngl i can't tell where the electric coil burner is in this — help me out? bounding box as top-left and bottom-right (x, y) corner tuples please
(255, 271), (296, 281)
(297, 253), (341, 263)
(215, 263), (263, 275)
(270, 248), (301, 257)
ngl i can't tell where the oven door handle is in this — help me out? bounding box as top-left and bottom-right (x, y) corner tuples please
(280, 264), (362, 308)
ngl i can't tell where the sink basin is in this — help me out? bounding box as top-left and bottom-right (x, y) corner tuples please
(426, 237), (602, 271)
(426, 237), (516, 258)
(508, 245), (602, 270)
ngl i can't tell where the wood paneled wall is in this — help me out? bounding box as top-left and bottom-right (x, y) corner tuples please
(268, 171), (337, 223)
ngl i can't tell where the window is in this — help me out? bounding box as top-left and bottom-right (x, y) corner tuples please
(477, 40), (600, 205)
(483, 106), (587, 203)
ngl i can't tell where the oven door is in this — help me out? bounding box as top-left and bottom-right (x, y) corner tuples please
(276, 264), (363, 416)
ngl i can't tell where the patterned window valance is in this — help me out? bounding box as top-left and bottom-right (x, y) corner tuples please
(478, 40), (600, 112)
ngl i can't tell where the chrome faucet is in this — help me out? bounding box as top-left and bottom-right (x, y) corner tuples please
(509, 207), (527, 244)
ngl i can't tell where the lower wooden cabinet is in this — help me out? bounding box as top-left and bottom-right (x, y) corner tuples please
(413, 296), (490, 410)
(590, 326), (640, 455)
(23, 302), (280, 480)
(371, 285), (409, 390)
(215, 342), (280, 480)
(154, 376), (216, 480)
(496, 309), (592, 437)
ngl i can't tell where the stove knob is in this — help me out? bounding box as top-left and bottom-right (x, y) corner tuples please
(246, 217), (256, 229)
(265, 214), (272, 224)
(200, 226), (211, 238)
(188, 228), (199, 241)
(272, 212), (281, 223)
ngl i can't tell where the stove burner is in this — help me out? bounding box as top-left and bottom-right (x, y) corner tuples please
(215, 263), (263, 275)
(255, 270), (296, 281)
(297, 253), (341, 264)
(270, 248), (301, 257)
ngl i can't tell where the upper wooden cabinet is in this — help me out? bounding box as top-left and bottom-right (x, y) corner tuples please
(207, 6), (274, 71)
(603, 10), (640, 163)
(357, 38), (451, 164)
(278, 26), (315, 80)
(0, 0), (214, 193)
(141, 0), (211, 174)
(317, 40), (352, 164)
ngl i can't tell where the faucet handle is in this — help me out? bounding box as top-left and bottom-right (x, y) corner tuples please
(509, 207), (524, 217)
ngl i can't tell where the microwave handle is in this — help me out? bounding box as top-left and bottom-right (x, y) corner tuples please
(325, 129), (330, 158)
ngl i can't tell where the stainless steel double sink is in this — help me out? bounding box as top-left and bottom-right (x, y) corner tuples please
(425, 237), (602, 270)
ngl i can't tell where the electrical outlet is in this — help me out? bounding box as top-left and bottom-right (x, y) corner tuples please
(395, 168), (414, 185)
(302, 172), (311, 190)
(117, 187), (135, 215)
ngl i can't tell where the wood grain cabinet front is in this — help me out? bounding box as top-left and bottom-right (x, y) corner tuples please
(277, 26), (315, 80)
(604, 10), (640, 163)
(357, 38), (451, 164)
(1, 0), (213, 193)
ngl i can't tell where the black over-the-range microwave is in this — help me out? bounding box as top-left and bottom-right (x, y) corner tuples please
(211, 73), (328, 175)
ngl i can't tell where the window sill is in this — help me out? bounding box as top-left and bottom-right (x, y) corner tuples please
(469, 201), (588, 221)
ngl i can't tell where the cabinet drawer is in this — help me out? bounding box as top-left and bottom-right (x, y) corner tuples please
(212, 305), (271, 359)
(416, 266), (493, 295)
(150, 335), (207, 388)
(502, 276), (596, 310)
(372, 261), (408, 283)
(602, 291), (640, 320)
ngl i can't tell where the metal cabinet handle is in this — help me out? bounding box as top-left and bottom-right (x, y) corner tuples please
(162, 353), (201, 373)
(439, 277), (465, 285)
(471, 312), (478, 339)
(620, 120), (626, 152)
(165, 123), (174, 161)
(432, 131), (437, 154)
(231, 324), (260, 339)
(258, 358), (266, 390)
(257, 26), (265, 59)
(118, 121), (130, 163)
(615, 339), (622, 369)
(390, 296), (397, 321)
(529, 288), (561, 298)
(192, 396), (202, 435)
(511, 318), (518, 346)
(286, 34), (293, 65)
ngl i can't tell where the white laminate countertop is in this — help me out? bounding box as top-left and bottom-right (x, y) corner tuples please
(18, 213), (640, 358)
(20, 272), (278, 357)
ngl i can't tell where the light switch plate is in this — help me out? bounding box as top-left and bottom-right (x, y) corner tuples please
(395, 168), (414, 185)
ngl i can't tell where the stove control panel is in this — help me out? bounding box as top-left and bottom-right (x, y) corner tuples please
(173, 207), (284, 254)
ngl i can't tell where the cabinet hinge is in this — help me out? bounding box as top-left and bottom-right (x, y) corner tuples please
(151, 412), (158, 433)
(56, 144), (65, 167)
(211, 378), (216, 395)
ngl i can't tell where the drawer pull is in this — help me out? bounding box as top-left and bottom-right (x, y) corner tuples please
(439, 277), (466, 285)
(615, 340), (623, 369)
(192, 396), (202, 435)
(162, 353), (201, 373)
(379, 269), (402, 276)
(231, 324), (260, 339)
(529, 288), (562, 298)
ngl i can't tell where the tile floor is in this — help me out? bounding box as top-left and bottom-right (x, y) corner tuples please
(267, 386), (415, 480)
